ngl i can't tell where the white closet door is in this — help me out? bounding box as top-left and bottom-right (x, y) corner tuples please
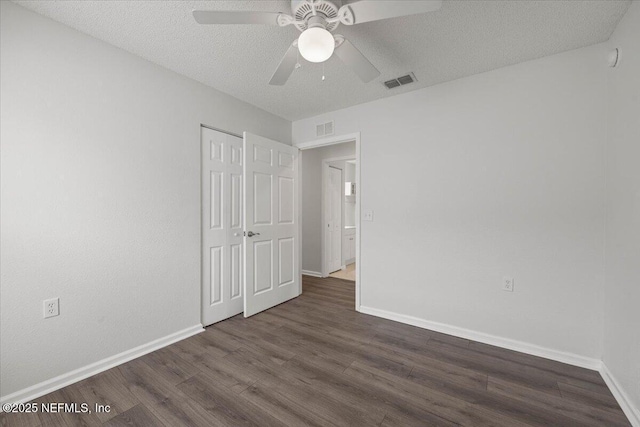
(243, 132), (300, 317)
(201, 127), (244, 326)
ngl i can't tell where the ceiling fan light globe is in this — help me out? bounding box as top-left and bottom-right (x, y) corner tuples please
(298, 27), (334, 63)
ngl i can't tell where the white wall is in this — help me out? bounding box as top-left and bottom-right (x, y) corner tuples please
(294, 44), (608, 359)
(301, 142), (355, 274)
(0, 1), (290, 399)
(603, 0), (640, 417)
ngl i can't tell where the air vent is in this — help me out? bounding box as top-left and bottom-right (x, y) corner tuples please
(384, 79), (401, 89)
(384, 73), (417, 89)
(316, 120), (334, 137)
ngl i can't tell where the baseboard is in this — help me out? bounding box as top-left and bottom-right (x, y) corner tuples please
(0, 324), (204, 406)
(359, 306), (602, 370)
(600, 363), (640, 427)
(302, 269), (322, 277)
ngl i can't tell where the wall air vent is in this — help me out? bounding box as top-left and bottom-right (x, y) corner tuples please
(316, 120), (334, 137)
(384, 72), (417, 89)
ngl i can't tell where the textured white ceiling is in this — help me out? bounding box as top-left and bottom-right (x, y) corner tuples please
(14, 0), (630, 121)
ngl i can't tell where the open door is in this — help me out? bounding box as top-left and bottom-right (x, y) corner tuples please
(325, 165), (343, 274)
(243, 132), (300, 317)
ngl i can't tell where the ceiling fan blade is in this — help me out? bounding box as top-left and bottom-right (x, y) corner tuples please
(340, 0), (442, 25)
(334, 38), (380, 83)
(269, 43), (299, 86)
(193, 10), (284, 25)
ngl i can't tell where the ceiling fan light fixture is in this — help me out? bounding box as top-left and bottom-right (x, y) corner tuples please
(298, 27), (334, 63)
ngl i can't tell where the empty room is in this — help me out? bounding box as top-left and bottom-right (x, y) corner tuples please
(1, 0), (639, 426)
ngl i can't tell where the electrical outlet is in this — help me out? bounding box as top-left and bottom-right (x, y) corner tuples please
(363, 210), (374, 221)
(502, 277), (514, 292)
(43, 298), (59, 318)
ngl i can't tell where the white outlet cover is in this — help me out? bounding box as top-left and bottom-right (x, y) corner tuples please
(502, 277), (514, 292)
(363, 210), (374, 221)
(43, 297), (60, 318)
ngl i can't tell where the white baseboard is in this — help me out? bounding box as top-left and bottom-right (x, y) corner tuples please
(302, 269), (322, 277)
(0, 324), (204, 406)
(359, 306), (602, 370)
(600, 363), (640, 427)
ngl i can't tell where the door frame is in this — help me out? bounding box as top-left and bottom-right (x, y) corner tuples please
(296, 133), (361, 311)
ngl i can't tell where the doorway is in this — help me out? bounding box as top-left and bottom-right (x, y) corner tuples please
(298, 133), (361, 310)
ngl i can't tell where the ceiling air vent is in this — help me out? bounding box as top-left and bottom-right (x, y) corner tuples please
(384, 72), (417, 89)
(316, 120), (334, 137)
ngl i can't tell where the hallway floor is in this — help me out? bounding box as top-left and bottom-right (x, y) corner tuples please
(329, 262), (355, 281)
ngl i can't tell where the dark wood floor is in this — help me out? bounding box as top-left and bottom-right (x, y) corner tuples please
(2, 276), (630, 426)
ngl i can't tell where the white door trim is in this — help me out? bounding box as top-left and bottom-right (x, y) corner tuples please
(295, 133), (362, 311)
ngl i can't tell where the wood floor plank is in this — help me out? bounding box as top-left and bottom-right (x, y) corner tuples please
(407, 364), (584, 427)
(36, 383), (103, 427)
(421, 339), (564, 395)
(239, 384), (334, 427)
(176, 375), (284, 426)
(558, 381), (625, 414)
(226, 346), (384, 426)
(557, 376), (617, 397)
(173, 348), (258, 393)
(344, 359), (529, 427)
(170, 334), (230, 362)
(144, 391), (226, 427)
(77, 368), (139, 423)
(213, 320), (296, 366)
(380, 409), (460, 427)
(265, 325), (356, 373)
(139, 346), (201, 386)
(0, 406), (42, 427)
(488, 376), (631, 427)
(102, 404), (165, 427)
(117, 358), (176, 408)
(468, 341), (604, 385)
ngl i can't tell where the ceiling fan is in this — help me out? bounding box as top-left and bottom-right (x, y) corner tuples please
(193, 0), (442, 85)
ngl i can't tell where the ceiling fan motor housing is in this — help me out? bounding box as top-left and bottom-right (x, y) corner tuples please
(291, 0), (341, 31)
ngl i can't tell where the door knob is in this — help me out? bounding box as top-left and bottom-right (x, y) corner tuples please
(246, 231), (260, 237)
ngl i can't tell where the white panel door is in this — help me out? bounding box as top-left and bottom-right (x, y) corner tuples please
(325, 166), (342, 273)
(201, 127), (244, 326)
(243, 132), (300, 317)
